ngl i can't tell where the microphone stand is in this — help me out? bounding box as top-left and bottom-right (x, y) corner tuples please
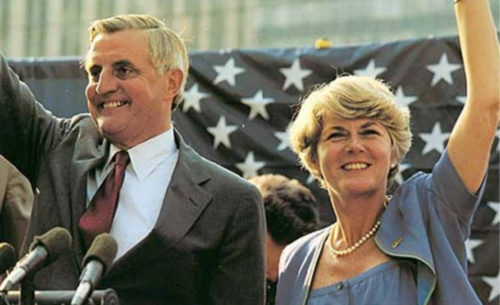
(19, 273), (35, 305)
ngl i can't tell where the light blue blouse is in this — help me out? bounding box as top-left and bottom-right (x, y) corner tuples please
(307, 259), (417, 305)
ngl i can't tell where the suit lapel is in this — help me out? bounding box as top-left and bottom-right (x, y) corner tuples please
(70, 133), (108, 267)
(108, 130), (212, 275)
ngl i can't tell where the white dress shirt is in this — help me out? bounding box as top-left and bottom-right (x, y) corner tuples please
(87, 129), (179, 259)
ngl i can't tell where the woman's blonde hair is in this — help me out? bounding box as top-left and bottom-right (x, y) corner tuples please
(84, 14), (189, 106)
(288, 75), (412, 188)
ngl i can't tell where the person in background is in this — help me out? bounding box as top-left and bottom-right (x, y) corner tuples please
(0, 155), (32, 256)
(276, 0), (499, 304)
(249, 174), (320, 305)
(0, 14), (265, 305)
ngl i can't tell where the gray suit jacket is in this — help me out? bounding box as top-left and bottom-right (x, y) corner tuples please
(0, 52), (266, 305)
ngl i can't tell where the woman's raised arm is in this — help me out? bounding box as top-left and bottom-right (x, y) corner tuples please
(447, 0), (500, 193)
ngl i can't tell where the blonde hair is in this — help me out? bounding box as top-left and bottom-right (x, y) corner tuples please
(85, 14), (189, 106)
(288, 75), (412, 188)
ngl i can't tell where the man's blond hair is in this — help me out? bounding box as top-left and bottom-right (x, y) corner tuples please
(85, 14), (189, 106)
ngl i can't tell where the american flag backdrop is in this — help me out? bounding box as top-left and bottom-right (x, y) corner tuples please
(8, 34), (500, 304)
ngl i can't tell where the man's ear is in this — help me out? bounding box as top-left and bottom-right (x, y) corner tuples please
(163, 68), (184, 100)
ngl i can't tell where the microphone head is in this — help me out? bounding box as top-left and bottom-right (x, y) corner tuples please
(83, 233), (118, 274)
(29, 227), (72, 264)
(0, 242), (16, 274)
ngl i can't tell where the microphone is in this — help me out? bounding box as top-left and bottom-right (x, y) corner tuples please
(0, 243), (16, 275)
(0, 227), (72, 292)
(71, 233), (117, 305)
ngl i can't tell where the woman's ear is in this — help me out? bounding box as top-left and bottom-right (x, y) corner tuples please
(309, 153), (322, 177)
(390, 144), (399, 168)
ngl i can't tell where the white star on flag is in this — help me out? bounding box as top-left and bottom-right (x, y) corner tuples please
(206, 116), (238, 149)
(418, 122), (450, 155)
(394, 162), (411, 185)
(213, 58), (245, 86)
(280, 58), (312, 91)
(465, 238), (483, 264)
(482, 274), (500, 302)
(236, 151), (266, 179)
(394, 86), (418, 107)
(354, 59), (386, 77)
(241, 90), (274, 120)
(274, 127), (291, 151)
(456, 95), (466, 104)
(487, 201), (500, 226)
(182, 84), (209, 113)
(426, 53), (462, 86)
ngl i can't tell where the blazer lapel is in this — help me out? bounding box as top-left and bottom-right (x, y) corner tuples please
(299, 229), (329, 305)
(375, 199), (436, 305)
(108, 130), (212, 275)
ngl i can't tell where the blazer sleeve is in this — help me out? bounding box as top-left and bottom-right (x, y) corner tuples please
(208, 186), (266, 305)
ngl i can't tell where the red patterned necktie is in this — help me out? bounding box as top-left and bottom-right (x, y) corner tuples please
(79, 150), (130, 248)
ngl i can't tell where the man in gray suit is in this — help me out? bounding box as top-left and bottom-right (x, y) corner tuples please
(0, 14), (265, 305)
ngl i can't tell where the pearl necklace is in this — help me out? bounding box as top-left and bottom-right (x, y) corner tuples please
(327, 219), (381, 257)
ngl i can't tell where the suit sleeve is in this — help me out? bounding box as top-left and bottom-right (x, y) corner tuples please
(0, 52), (63, 183)
(209, 185), (266, 305)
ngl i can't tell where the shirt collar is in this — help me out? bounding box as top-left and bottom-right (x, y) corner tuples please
(106, 128), (178, 181)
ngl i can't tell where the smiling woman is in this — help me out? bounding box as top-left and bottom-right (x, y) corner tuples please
(287, 77), (410, 295)
(289, 76), (411, 190)
(276, 1), (499, 304)
(316, 116), (396, 201)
